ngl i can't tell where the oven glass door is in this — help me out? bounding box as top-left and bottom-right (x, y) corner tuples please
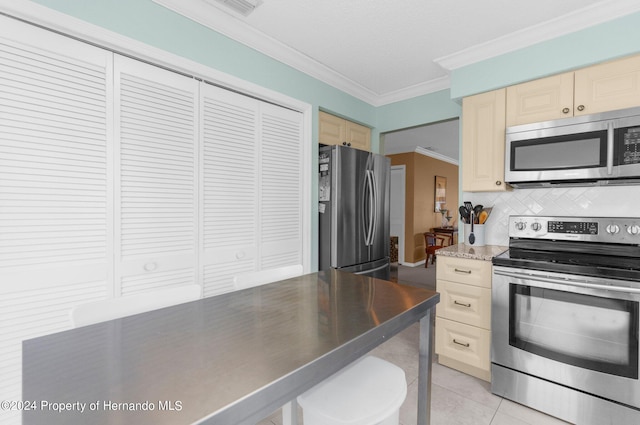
(510, 283), (639, 379)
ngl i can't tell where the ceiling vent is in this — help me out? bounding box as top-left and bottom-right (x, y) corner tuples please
(205, 0), (261, 16)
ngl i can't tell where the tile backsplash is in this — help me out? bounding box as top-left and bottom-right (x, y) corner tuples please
(462, 186), (640, 246)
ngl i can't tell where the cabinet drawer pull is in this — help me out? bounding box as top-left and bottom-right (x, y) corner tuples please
(454, 300), (471, 308)
(454, 268), (472, 274)
(453, 339), (470, 348)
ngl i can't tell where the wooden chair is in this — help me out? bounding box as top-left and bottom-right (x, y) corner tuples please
(424, 232), (446, 268)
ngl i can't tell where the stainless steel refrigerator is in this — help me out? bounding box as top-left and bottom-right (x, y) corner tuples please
(318, 145), (391, 279)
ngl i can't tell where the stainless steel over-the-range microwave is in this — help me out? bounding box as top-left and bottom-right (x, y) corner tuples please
(505, 106), (640, 187)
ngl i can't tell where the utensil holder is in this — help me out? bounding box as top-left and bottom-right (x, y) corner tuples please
(464, 223), (485, 247)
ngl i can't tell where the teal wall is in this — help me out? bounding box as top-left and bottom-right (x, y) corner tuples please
(29, 0), (463, 271)
(377, 89), (461, 132)
(26, 0), (640, 271)
(27, 0), (640, 149)
(31, 0), (378, 132)
(450, 11), (640, 99)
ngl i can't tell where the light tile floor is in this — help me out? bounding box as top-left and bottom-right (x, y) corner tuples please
(257, 264), (571, 424)
(257, 322), (571, 425)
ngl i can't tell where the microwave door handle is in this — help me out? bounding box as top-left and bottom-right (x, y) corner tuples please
(607, 122), (614, 175)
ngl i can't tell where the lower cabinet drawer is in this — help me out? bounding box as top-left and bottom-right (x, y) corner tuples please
(436, 256), (492, 288)
(435, 317), (490, 372)
(436, 280), (491, 329)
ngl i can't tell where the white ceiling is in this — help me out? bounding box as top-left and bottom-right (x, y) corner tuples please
(154, 0), (640, 106)
(152, 0), (640, 160)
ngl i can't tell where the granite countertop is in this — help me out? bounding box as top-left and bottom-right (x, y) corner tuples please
(437, 243), (508, 261)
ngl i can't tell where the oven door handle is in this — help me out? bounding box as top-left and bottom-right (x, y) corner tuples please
(494, 269), (640, 295)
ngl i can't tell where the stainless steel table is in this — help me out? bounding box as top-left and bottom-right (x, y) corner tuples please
(23, 270), (439, 425)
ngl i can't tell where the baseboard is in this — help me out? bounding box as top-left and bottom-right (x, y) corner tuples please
(399, 260), (426, 267)
(439, 355), (491, 382)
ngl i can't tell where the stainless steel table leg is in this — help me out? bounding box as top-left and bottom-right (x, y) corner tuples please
(417, 308), (435, 425)
(282, 400), (298, 425)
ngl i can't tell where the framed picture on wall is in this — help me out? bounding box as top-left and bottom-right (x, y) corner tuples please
(434, 176), (446, 212)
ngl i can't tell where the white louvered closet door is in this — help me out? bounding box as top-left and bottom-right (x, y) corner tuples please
(114, 56), (199, 296)
(259, 103), (304, 269)
(0, 16), (112, 424)
(200, 84), (304, 296)
(200, 84), (259, 296)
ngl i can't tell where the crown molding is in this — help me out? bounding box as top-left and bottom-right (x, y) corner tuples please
(415, 147), (459, 166)
(373, 75), (450, 106)
(9, 0), (639, 108)
(435, 0), (640, 71)
(152, 0), (450, 106)
(152, 0), (388, 104)
(155, 0), (640, 106)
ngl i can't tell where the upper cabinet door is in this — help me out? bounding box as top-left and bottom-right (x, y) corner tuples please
(319, 111), (370, 151)
(114, 56), (199, 296)
(506, 72), (574, 126)
(574, 55), (640, 116)
(345, 121), (371, 151)
(462, 89), (508, 192)
(319, 111), (346, 146)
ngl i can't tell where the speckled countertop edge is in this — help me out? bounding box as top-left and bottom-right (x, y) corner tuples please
(437, 243), (508, 261)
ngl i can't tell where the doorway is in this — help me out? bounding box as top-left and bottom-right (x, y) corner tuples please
(390, 165), (406, 264)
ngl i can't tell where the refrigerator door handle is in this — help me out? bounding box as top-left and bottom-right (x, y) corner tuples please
(365, 170), (375, 246)
(362, 170), (369, 245)
(370, 169), (378, 246)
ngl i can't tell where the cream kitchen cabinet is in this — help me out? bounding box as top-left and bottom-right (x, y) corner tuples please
(506, 72), (574, 126)
(435, 256), (492, 382)
(575, 54), (640, 115)
(507, 54), (640, 127)
(319, 111), (371, 151)
(461, 88), (508, 192)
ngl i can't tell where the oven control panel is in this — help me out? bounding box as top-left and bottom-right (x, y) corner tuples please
(547, 221), (598, 234)
(509, 216), (640, 243)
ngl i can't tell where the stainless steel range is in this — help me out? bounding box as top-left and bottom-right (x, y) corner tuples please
(492, 216), (640, 425)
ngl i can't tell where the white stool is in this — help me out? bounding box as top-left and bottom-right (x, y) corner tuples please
(233, 264), (303, 290)
(297, 356), (407, 425)
(70, 285), (201, 327)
